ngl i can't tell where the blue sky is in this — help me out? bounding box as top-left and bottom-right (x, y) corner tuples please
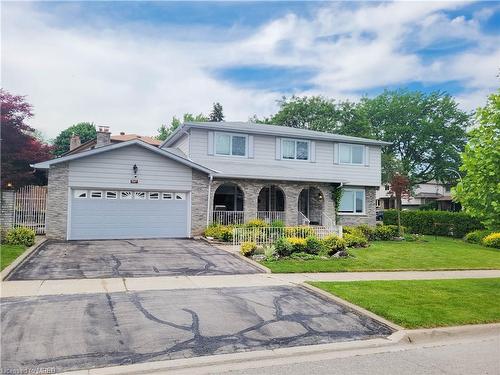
(2, 1), (499, 137)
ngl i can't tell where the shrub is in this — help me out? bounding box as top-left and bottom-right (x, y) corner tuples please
(5, 227), (35, 247)
(240, 242), (257, 256)
(263, 244), (276, 259)
(285, 226), (315, 238)
(482, 233), (500, 249)
(288, 237), (307, 253)
(271, 220), (285, 228)
(344, 233), (369, 248)
(305, 236), (324, 255)
(383, 210), (484, 238)
(464, 230), (494, 244)
(322, 235), (347, 255)
(373, 225), (401, 240)
(245, 218), (266, 228)
(343, 226), (365, 237)
(274, 237), (294, 257)
(357, 224), (376, 240)
(204, 224), (233, 242)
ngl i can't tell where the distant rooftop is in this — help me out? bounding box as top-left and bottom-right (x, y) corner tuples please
(162, 121), (390, 147)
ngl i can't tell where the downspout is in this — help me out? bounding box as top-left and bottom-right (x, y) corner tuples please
(206, 174), (213, 227)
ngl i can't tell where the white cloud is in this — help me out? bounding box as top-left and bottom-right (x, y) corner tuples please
(2, 2), (499, 138)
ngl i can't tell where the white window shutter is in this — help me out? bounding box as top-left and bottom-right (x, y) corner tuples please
(364, 146), (370, 166)
(248, 135), (254, 158)
(275, 137), (281, 160)
(310, 141), (316, 162)
(333, 143), (339, 164)
(208, 131), (214, 155)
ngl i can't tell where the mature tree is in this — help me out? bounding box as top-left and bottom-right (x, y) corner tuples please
(453, 90), (500, 229)
(388, 173), (411, 235)
(53, 122), (96, 156)
(1, 89), (52, 188)
(263, 96), (373, 138)
(209, 102), (224, 122)
(156, 113), (208, 141)
(360, 90), (471, 184)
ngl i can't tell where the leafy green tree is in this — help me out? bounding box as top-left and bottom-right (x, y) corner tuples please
(360, 90), (471, 184)
(209, 102), (224, 122)
(263, 96), (372, 138)
(156, 113), (208, 141)
(53, 122), (96, 156)
(453, 90), (500, 229)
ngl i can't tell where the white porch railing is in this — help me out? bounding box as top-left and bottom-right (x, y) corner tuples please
(212, 211), (245, 225)
(257, 211), (286, 224)
(321, 212), (335, 229)
(232, 225), (342, 245)
(298, 212), (310, 226)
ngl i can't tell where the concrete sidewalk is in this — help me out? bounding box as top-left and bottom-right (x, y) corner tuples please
(2, 269), (499, 298)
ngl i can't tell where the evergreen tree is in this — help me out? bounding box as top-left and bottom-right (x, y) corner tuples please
(209, 102), (224, 122)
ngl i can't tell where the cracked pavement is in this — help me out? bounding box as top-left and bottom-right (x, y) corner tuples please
(6, 239), (262, 280)
(0, 285), (393, 373)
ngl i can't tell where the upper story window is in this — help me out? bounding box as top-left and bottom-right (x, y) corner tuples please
(281, 139), (309, 160)
(339, 143), (365, 165)
(215, 132), (247, 157)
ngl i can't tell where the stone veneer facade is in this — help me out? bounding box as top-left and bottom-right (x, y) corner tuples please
(46, 162), (69, 239)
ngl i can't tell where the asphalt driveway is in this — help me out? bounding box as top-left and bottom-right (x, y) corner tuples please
(7, 239), (262, 280)
(1, 285), (393, 373)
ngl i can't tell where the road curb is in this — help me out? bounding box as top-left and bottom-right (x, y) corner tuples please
(402, 323), (500, 344)
(1, 236), (47, 281)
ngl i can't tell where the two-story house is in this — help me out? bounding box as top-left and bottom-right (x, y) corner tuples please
(376, 180), (458, 211)
(32, 122), (389, 240)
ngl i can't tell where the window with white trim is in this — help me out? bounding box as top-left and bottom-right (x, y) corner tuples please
(162, 192), (173, 200)
(281, 139), (309, 160)
(134, 191), (146, 199)
(175, 193), (186, 200)
(339, 189), (365, 214)
(106, 191), (117, 199)
(215, 132), (247, 157)
(339, 143), (364, 165)
(149, 192), (159, 200)
(74, 190), (88, 198)
(90, 191), (103, 199)
(121, 191), (133, 199)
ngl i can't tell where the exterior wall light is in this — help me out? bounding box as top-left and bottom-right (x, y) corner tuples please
(133, 164), (138, 175)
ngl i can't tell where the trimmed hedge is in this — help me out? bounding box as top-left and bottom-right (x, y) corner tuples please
(383, 210), (483, 238)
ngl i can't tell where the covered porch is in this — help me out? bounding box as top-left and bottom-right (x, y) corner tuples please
(210, 180), (335, 228)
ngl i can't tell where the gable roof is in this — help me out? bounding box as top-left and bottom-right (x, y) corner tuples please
(161, 121), (391, 148)
(31, 139), (216, 175)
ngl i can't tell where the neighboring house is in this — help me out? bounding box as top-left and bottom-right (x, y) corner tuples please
(376, 180), (459, 211)
(32, 122), (389, 240)
(64, 126), (161, 156)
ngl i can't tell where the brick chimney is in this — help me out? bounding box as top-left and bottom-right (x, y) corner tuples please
(96, 126), (111, 148)
(69, 133), (81, 151)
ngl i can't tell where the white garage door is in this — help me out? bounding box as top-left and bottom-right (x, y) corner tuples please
(69, 189), (189, 240)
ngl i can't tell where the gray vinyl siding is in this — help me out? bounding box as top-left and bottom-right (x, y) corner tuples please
(170, 133), (190, 156)
(68, 145), (192, 191)
(186, 128), (382, 186)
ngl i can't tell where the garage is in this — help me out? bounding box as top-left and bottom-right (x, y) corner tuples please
(69, 189), (189, 240)
(31, 140), (214, 241)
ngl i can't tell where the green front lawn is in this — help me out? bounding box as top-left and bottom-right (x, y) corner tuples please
(310, 278), (500, 328)
(262, 236), (500, 273)
(0, 244), (27, 271)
